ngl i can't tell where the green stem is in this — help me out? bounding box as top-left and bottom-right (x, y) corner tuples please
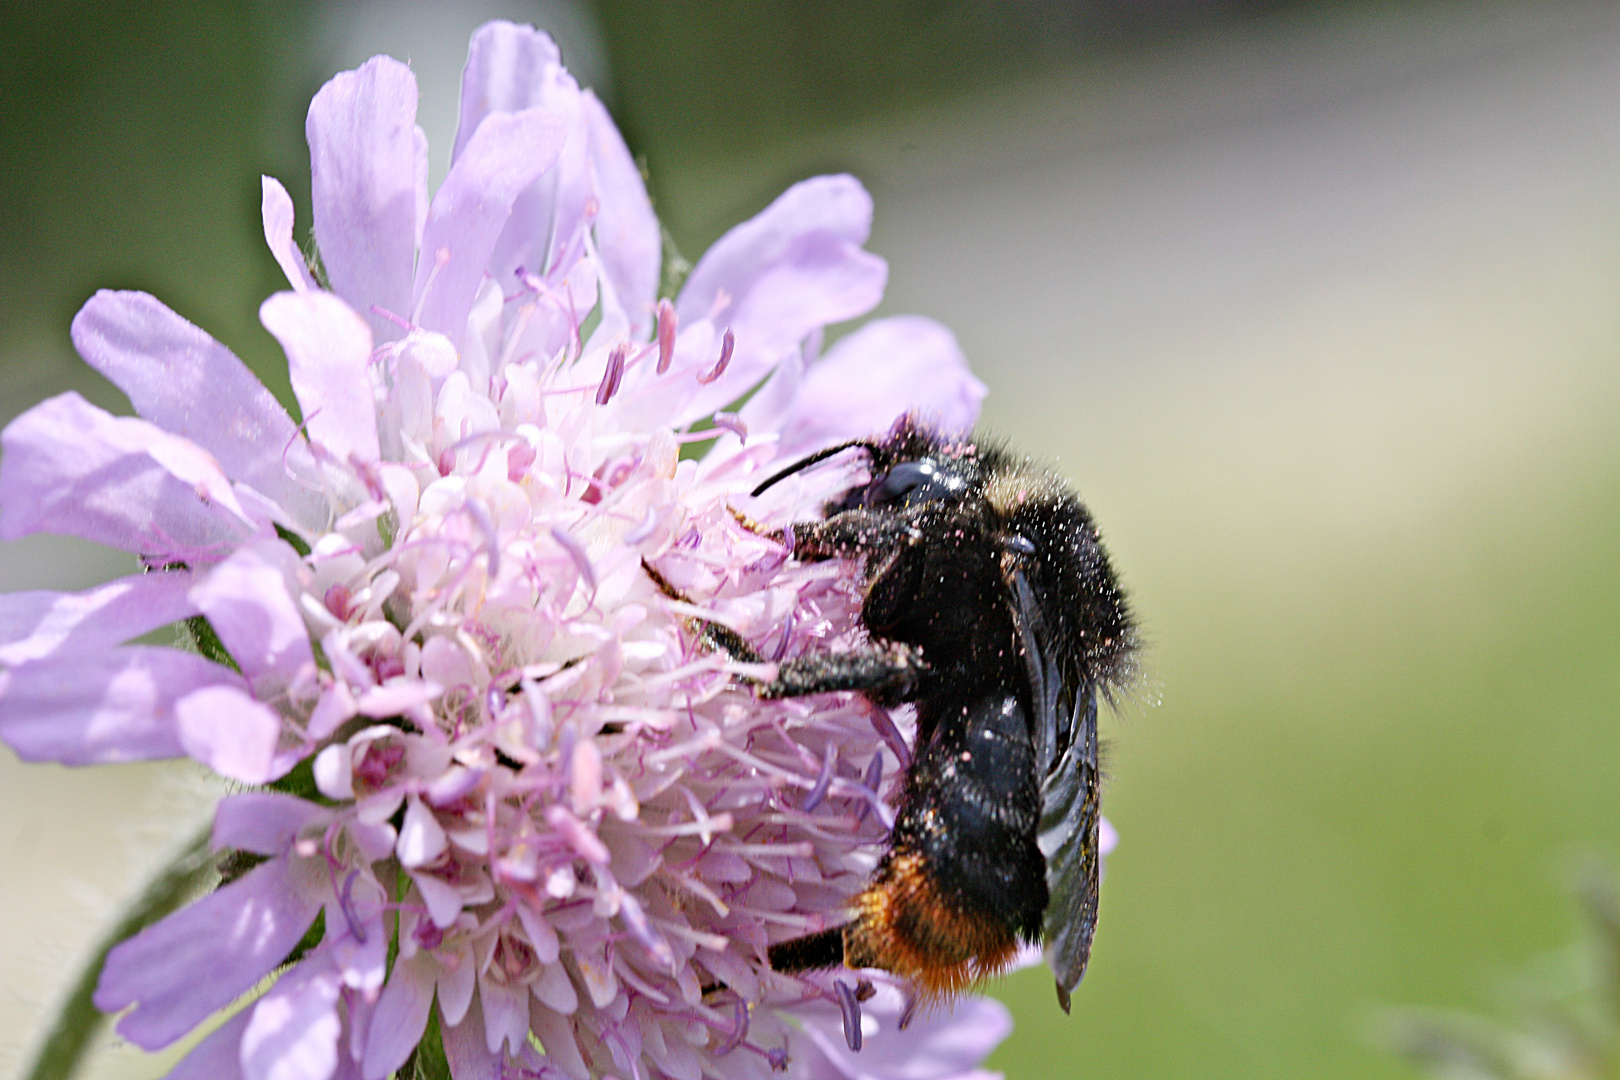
(22, 827), (218, 1080)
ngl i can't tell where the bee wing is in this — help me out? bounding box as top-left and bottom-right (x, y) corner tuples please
(1009, 569), (1068, 776)
(1009, 568), (1100, 1013)
(1036, 688), (1099, 1012)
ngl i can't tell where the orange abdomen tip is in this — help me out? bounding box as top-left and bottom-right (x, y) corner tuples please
(843, 850), (1022, 1003)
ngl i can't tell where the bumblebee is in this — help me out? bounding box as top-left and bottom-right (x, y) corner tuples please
(749, 415), (1137, 1011)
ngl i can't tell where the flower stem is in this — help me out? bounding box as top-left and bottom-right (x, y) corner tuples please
(22, 828), (217, 1080)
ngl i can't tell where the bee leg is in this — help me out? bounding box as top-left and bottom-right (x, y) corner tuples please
(730, 507), (917, 561)
(728, 505), (782, 542)
(789, 510), (919, 560)
(757, 642), (925, 705)
(767, 926), (848, 973)
(697, 622), (764, 664)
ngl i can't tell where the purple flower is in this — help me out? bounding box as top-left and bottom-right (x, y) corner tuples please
(0, 21), (1019, 1080)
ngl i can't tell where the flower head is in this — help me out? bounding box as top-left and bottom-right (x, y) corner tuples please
(0, 21), (1003, 1080)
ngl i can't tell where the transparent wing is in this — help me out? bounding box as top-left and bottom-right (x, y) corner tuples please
(1009, 568), (1100, 1012)
(1037, 689), (1099, 1012)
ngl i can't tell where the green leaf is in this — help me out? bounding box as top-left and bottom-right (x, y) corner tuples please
(399, 1004), (451, 1080)
(182, 615), (240, 673)
(275, 522), (313, 557)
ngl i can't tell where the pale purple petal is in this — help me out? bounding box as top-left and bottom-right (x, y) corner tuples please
(96, 856), (322, 1049)
(673, 175), (887, 412)
(0, 570), (195, 665)
(168, 1008), (252, 1080)
(453, 22), (561, 159)
(478, 971), (528, 1053)
(0, 392), (251, 556)
(582, 91), (659, 336)
(797, 989), (1012, 1080)
(644, 179), (881, 427)
(404, 123), (424, 246)
(361, 954), (434, 1079)
(214, 792), (327, 855)
(504, 136), (591, 312)
(397, 796), (447, 867)
(68, 290), (321, 520)
(262, 176), (318, 293)
(413, 107), (565, 346)
(307, 56), (419, 341)
(324, 874), (387, 995)
(457, 24), (596, 308)
(410, 870), (466, 929)
(438, 945), (476, 1025)
(261, 291), (380, 463)
(176, 684), (285, 783)
(241, 960), (343, 1080)
(441, 994), (499, 1080)
(678, 175), (877, 321)
(190, 543), (315, 688)
(764, 316), (985, 456)
(0, 646), (247, 765)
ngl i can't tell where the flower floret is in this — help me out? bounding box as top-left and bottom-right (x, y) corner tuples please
(0, 18), (1001, 1080)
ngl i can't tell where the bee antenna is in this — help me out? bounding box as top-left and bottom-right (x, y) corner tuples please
(750, 440), (876, 497)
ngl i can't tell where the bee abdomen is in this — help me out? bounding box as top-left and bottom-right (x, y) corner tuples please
(843, 691), (1047, 999)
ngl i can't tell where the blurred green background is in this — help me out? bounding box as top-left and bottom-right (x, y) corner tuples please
(5, 2), (1620, 1078)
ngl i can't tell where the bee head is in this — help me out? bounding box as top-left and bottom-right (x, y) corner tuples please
(830, 454), (976, 513)
(752, 414), (980, 510)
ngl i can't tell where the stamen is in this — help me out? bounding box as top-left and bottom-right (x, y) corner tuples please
(711, 411), (748, 443)
(623, 507), (658, 545)
(801, 743), (836, 813)
(617, 893), (675, 972)
(634, 813), (736, 838)
(714, 997), (749, 1056)
(696, 329), (735, 385)
(613, 954), (672, 1005)
(412, 917), (444, 950)
(368, 305), (414, 332)
(648, 917), (729, 951)
(514, 266), (544, 294)
(834, 980), (863, 1051)
(411, 247), (452, 327)
(855, 753), (884, 823)
(338, 870), (367, 941)
(543, 804), (611, 864)
(465, 500), (501, 581)
(862, 752), (883, 794)
(656, 299), (677, 374)
(595, 342), (628, 405)
(770, 609), (796, 662)
(549, 525), (597, 593)
(865, 701), (910, 770)
(727, 841), (815, 859)
(898, 991), (920, 1031)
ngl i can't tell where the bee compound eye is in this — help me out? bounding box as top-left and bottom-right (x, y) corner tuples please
(867, 460), (963, 508)
(1003, 533), (1036, 555)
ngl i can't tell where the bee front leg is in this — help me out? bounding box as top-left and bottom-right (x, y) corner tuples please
(730, 506), (918, 561)
(758, 641), (926, 706)
(790, 510), (919, 560)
